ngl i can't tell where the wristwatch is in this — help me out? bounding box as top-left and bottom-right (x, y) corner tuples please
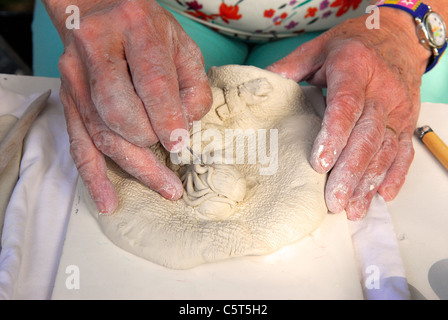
(376, 0), (448, 73)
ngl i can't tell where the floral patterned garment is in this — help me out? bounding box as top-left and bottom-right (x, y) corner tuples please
(159, 0), (371, 41)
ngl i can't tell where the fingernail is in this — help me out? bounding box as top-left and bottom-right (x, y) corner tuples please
(96, 201), (109, 216)
(96, 196), (118, 216)
(159, 182), (184, 201)
(319, 155), (332, 171)
(165, 139), (186, 153)
(318, 151), (334, 172)
(381, 186), (396, 201)
(328, 188), (348, 213)
(166, 128), (189, 153)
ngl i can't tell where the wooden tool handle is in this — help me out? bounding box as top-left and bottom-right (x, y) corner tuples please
(422, 131), (448, 171)
(0, 89), (51, 174)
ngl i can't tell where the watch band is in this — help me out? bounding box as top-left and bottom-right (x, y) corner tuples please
(376, 0), (426, 18)
(375, 0), (447, 73)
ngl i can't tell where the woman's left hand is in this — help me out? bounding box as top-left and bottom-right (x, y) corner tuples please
(267, 8), (431, 220)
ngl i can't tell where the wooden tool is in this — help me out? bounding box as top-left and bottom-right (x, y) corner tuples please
(416, 125), (448, 171)
(0, 89), (51, 175)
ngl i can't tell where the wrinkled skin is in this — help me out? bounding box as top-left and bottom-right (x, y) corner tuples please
(47, 0), (212, 214)
(45, 0), (440, 219)
(267, 7), (431, 220)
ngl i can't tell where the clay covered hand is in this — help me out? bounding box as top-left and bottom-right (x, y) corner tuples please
(45, 0), (212, 214)
(267, 7), (431, 220)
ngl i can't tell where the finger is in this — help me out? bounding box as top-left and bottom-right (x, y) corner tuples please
(93, 126), (184, 200)
(86, 50), (159, 148)
(60, 51), (183, 210)
(71, 21), (159, 148)
(124, 27), (189, 153)
(378, 130), (415, 201)
(78, 85), (185, 202)
(60, 85), (118, 215)
(345, 128), (398, 220)
(325, 98), (387, 213)
(266, 32), (330, 81)
(310, 52), (368, 174)
(175, 30), (213, 124)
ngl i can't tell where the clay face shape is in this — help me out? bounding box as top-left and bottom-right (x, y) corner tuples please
(181, 164), (247, 220)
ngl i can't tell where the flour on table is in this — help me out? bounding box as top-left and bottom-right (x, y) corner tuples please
(82, 65), (328, 269)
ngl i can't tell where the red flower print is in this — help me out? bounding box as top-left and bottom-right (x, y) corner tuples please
(305, 7), (318, 18)
(219, 3), (242, 24)
(264, 9), (275, 18)
(186, 10), (215, 21)
(330, 0), (362, 17)
(186, 1), (203, 10)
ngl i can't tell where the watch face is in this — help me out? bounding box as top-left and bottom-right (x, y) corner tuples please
(425, 13), (447, 48)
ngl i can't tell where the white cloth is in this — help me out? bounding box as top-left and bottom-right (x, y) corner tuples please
(0, 84), (78, 299)
(348, 194), (411, 300)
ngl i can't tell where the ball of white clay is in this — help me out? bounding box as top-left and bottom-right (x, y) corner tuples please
(182, 164), (246, 220)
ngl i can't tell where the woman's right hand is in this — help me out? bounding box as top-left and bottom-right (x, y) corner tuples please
(44, 0), (212, 214)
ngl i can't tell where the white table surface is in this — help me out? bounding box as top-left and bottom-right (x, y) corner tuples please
(0, 74), (447, 300)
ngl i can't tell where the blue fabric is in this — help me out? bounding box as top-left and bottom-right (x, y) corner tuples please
(32, 0), (64, 78)
(377, 3), (429, 19)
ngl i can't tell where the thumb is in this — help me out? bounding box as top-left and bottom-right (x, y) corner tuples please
(266, 33), (329, 82)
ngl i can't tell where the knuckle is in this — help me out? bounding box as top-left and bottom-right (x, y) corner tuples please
(100, 109), (128, 132)
(399, 139), (415, 163)
(333, 40), (371, 61)
(90, 129), (116, 155)
(135, 68), (177, 103)
(189, 88), (213, 120)
(58, 50), (77, 77)
(328, 40), (376, 77)
(68, 136), (94, 172)
(327, 91), (363, 120)
(184, 40), (202, 58)
(200, 87), (213, 112)
(382, 131), (399, 153)
(92, 91), (125, 122)
(355, 118), (384, 152)
(59, 87), (70, 106)
(120, 0), (148, 21)
(387, 171), (407, 189)
(324, 93), (363, 136)
(120, 0), (172, 32)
